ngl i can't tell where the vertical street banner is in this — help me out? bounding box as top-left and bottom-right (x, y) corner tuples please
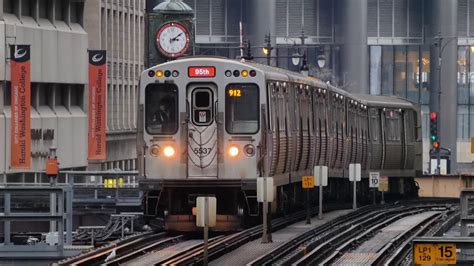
(88, 50), (107, 161)
(10, 45), (31, 169)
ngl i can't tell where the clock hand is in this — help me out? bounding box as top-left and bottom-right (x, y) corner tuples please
(170, 33), (183, 42)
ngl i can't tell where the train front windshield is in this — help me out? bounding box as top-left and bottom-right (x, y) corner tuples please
(225, 84), (259, 134)
(145, 83), (178, 134)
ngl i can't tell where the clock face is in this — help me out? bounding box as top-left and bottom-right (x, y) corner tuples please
(156, 22), (190, 58)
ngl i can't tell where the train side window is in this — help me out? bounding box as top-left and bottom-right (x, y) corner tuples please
(145, 83), (178, 135)
(225, 83), (259, 134)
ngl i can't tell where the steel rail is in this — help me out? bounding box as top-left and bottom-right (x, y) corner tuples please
(292, 204), (451, 265)
(375, 209), (454, 265)
(154, 203), (351, 265)
(320, 208), (443, 265)
(390, 209), (461, 266)
(247, 205), (378, 266)
(104, 234), (185, 265)
(55, 231), (165, 266)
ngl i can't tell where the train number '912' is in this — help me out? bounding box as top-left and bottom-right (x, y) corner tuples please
(193, 148), (212, 155)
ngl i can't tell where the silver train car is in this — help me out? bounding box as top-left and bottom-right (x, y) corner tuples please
(137, 57), (422, 231)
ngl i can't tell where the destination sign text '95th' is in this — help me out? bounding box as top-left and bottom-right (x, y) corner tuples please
(188, 66), (216, 78)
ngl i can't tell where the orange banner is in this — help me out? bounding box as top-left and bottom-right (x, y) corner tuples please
(88, 50), (107, 161)
(10, 45), (31, 169)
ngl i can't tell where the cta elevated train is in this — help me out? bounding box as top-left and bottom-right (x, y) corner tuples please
(138, 57), (422, 231)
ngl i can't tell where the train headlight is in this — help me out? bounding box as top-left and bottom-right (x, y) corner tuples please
(150, 145), (160, 157)
(244, 144), (255, 157)
(229, 145), (239, 157)
(163, 146), (176, 158)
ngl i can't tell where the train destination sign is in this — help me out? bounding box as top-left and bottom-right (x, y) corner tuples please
(188, 66), (216, 78)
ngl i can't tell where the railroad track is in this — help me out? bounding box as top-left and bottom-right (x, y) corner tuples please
(56, 200), (458, 266)
(248, 203), (457, 265)
(136, 203), (352, 265)
(55, 231), (169, 265)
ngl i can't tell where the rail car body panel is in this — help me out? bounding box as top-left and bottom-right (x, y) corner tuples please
(138, 57), (422, 231)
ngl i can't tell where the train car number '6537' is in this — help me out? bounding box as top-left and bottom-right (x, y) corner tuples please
(193, 148), (212, 155)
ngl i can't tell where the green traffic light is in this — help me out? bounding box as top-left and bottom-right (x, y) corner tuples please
(431, 135), (436, 141)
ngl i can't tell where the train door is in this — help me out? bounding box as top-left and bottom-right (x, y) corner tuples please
(187, 84), (218, 177)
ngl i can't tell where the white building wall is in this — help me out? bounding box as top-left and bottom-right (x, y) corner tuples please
(0, 0), (88, 175)
(84, 0), (145, 171)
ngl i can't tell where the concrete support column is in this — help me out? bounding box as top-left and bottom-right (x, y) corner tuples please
(339, 0), (368, 94)
(247, 0), (276, 65)
(429, 0), (458, 172)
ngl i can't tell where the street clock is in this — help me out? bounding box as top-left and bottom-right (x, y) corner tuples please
(156, 22), (190, 58)
(146, 0), (194, 67)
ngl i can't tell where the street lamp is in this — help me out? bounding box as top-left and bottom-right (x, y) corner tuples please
(317, 54), (326, 69)
(291, 53), (301, 66)
(262, 33), (273, 65)
(433, 32), (457, 174)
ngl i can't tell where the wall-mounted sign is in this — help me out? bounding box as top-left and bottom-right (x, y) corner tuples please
(10, 45), (31, 169)
(88, 50), (107, 161)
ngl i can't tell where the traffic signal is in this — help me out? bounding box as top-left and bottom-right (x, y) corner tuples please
(430, 112), (439, 154)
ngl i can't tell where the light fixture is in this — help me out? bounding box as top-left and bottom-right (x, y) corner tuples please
(262, 47), (270, 55)
(150, 145), (160, 157)
(163, 146), (176, 158)
(317, 54), (326, 68)
(244, 144), (255, 157)
(229, 145), (239, 157)
(291, 52), (301, 66)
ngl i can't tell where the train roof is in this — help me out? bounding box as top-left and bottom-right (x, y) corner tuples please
(148, 57), (418, 110)
(353, 94), (417, 109)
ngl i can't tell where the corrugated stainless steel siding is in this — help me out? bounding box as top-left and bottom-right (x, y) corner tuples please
(212, 0), (225, 35)
(196, 0), (210, 35)
(368, 0), (378, 37)
(394, 0), (407, 37)
(459, 0), (468, 36)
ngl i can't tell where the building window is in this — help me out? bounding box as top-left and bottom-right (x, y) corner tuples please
(394, 46), (407, 98)
(457, 45), (474, 140)
(458, 46), (469, 104)
(407, 46), (419, 102)
(420, 46), (430, 104)
(370, 45), (430, 104)
(458, 105), (469, 140)
(382, 46), (394, 95)
(370, 46), (382, 95)
(3, 0), (13, 14)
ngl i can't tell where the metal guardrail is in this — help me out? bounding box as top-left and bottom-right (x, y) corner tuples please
(1, 170), (142, 207)
(460, 189), (474, 236)
(0, 186), (71, 258)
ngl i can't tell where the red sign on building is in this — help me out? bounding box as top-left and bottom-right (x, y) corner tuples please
(88, 50), (107, 161)
(10, 45), (31, 169)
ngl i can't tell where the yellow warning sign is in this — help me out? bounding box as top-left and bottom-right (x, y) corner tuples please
(302, 176), (314, 189)
(471, 137), (474, 153)
(378, 176), (389, 192)
(414, 243), (456, 265)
